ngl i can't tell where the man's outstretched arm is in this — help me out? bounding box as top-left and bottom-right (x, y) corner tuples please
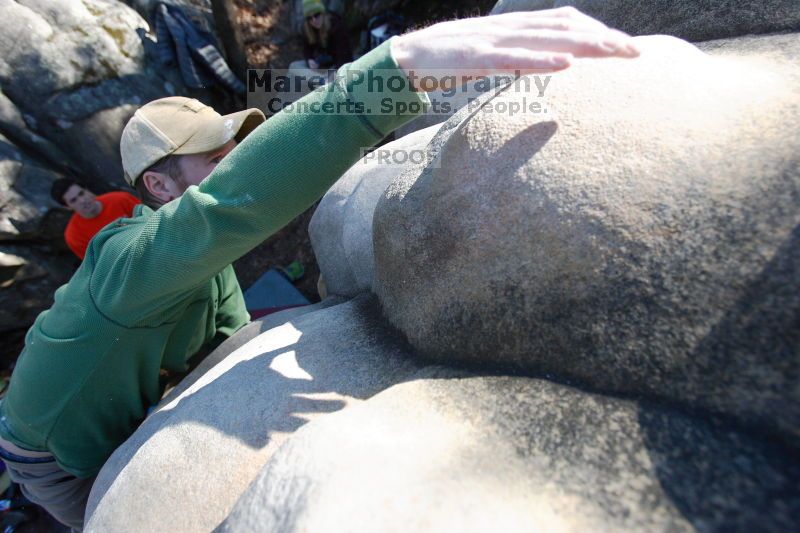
(92, 8), (638, 323)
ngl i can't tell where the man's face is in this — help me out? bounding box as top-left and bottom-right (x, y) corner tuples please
(62, 184), (102, 218)
(160, 140), (238, 200)
(180, 139), (238, 188)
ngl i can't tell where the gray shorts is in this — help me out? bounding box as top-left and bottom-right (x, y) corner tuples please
(0, 438), (95, 531)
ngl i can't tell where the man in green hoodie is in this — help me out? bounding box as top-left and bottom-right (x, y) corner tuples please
(0, 7), (639, 529)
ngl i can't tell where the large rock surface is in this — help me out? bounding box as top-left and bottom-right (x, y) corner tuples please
(490, 1), (800, 42)
(309, 124), (442, 298)
(0, 0), (188, 189)
(85, 295), (457, 532)
(0, 88), (74, 174)
(373, 33), (800, 442)
(220, 376), (800, 532)
(0, 133), (62, 240)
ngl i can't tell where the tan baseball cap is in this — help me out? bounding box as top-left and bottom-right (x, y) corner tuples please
(120, 97), (266, 186)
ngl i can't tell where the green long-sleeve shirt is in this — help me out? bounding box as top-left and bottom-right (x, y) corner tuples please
(0, 40), (426, 478)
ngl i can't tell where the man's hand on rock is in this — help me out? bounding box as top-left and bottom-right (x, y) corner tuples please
(391, 6), (640, 90)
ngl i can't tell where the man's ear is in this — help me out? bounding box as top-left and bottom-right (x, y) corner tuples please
(141, 171), (175, 204)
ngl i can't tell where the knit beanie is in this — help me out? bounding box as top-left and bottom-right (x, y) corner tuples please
(303, 0), (325, 17)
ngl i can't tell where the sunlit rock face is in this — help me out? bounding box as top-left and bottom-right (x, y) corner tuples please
(0, 0), (187, 189)
(373, 33), (800, 441)
(220, 376), (800, 533)
(490, 0), (800, 42)
(85, 296), (457, 532)
(309, 124), (443, 298)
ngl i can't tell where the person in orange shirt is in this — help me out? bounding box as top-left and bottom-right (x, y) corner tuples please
(50, 179), (140, 260)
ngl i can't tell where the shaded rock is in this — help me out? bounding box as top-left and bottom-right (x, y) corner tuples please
(220, 376), (800, 532)
(0, 250), (31, 286)
(0, 0), (222, 363)
(85, 295), (457, 532)
(0, 133), (75, 354)
(373, 34), (800, 441)
(490, 1), (800, 42)
(309, 124), (442, 297)
(490, 0), (554, 15)
(51, 104), (142, 185)
(0, 133), (63, 239)
(0, 242), (77, 333)
(564, 0), (800, 42)
(696, 28), (800, 59)
(0, 88), (74, 174)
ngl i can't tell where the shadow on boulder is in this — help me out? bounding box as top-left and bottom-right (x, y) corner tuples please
(85, 296), (462, 532)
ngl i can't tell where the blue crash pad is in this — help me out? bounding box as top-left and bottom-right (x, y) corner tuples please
(243, 269), (309, 318)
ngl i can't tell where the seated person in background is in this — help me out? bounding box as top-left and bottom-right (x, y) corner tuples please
(291, 0), (352, 73)
(50, 178), (140, 260)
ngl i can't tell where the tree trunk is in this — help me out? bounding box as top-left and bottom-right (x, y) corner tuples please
(210, 0), (249, 81)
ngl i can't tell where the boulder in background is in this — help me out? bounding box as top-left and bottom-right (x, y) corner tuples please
(0, 0), (198, 191)
(0, 131), (76, 348)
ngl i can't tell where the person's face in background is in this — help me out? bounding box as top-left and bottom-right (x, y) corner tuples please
(62, 185), (102, 219)
(307, 12), (324, 30)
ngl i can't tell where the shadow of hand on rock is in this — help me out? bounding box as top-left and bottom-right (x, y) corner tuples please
(86, 295), (450, 532)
